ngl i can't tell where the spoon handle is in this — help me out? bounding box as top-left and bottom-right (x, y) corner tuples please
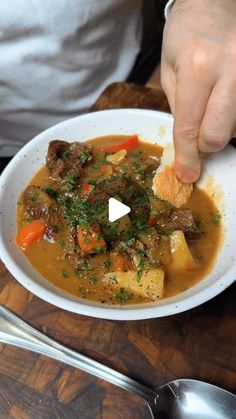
(0, 306), (157, 405)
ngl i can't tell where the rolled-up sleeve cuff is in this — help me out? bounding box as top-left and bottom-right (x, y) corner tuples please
(165, 0), (176, 18)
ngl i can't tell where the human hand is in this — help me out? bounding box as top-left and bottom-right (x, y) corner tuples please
(161, 0), (236, 183)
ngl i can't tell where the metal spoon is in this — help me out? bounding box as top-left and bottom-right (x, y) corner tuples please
(0, 306), (235, 419)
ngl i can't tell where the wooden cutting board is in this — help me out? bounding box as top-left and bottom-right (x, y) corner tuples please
(0, 83), (235, 419)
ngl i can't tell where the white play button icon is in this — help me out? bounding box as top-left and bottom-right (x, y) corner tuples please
(108, 198), (131, 222)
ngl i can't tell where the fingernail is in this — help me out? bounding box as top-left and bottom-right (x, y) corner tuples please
(176, 168), (200, 183)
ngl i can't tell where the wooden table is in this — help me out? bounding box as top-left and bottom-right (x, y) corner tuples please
(0, 83), (235, 419)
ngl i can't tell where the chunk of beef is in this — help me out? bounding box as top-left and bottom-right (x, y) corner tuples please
(23, 185), (66, 238)
(169, 209), (196, 232)
(44, 203), (65, 238)
(122, 240), (145, 268)
(92, 176), (150, 224)
(142, 156), (161, 174)
(185, 228), (204, 241)
(115, 155), (160, 179)
(165, 208), (204, 240)
(46, 140), (93, 180)
(113, 159), (134, 177)
(23, 186), (51, 220)
(146, 237), (172, 266)
(60, 225), (86, 270)
(137, 229), (171, 266)
(138, 228), (159, 249)
(155, 217), (170, 234)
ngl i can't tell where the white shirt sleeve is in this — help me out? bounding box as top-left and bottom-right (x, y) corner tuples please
(0, 0), (143, 156)
(165, 0), (176, 18)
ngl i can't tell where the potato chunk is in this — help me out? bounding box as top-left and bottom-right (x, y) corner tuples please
(168, 230), (196, 272)
(103, 269), (164, 301)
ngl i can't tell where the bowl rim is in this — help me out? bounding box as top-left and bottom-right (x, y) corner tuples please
(0, 108), (235, 320)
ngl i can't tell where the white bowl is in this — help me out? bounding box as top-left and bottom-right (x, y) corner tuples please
(0, 109), (235, 320)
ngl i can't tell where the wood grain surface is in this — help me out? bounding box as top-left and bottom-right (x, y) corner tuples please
(0, 82), (235, 419)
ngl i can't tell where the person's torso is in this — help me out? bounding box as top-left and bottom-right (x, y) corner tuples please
(0, 0), (142, 155)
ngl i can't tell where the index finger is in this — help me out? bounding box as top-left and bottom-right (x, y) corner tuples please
(174, 67), (213, 183)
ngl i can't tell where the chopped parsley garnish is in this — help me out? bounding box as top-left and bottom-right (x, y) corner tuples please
(66, 175), (77, 190)
(195, 218), (204, 229)
(163, 200), (174, 212)
(137, 251), (145, 270)
(160, 228), (175, 237)
(101, 223), (118, 240)
(61, 270), (69, 278)
(83, 261), (92, 271)
(94, 246), (105, 254)
(60, 238), (66, 248)
(122, 229), (136, 248)
(24, 214), (33, 222)
(59, 192), (107, 226)
(30, 190), (40, 202)
(137, 270), (143, 283)
(150, 193), (173, 213)
(62, 149), (71, 159)
(210, 212), (221, 225)
(104, 258), (112, 269)
(108, 224), (119, 237)
(75, 260), (92, 277)
(132, 218), (148, 232)
(110, 274), (118, 284)
(100, 152), (109, 164)
(112, 287), (133, 303)
(86, 179), (98, 187)
(131, 150), (143, 159)
(89, 274), (98, 284)
(81, 150), (90, 164)
(150, 207), (159, 217)
(79, 286), (88, 298)
(135, 194), (149, 205)
(45, 186), (58, 199)
(132, 162), (145, 176)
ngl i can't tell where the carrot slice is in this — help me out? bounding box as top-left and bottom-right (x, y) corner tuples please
(110, 253), (134, 271)
(149, 215), (158, 226)
(77, 225), (106, 255)
(101, 135), (139, 153)
(84, 183), (94, 197)
(112, 254), (126, 271)
(16, 219), (46, 250)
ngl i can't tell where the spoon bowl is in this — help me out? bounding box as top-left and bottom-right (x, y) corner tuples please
(154, 379), (235, 419)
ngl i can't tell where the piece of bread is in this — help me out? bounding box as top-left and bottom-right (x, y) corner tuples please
(153, 163), (193, 208)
